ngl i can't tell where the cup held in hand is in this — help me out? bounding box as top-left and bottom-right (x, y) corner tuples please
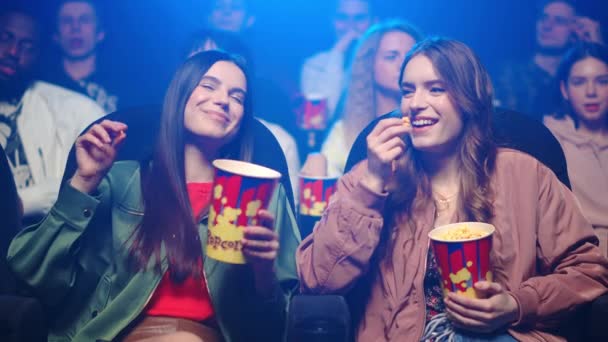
(207, 159), (281, 264)
(428, 222), (495, 298)
(296, 95), (328, 130)
(298, 174), (338, 217)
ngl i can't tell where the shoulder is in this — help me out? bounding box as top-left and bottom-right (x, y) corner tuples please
(494, 148), (556, 186)
(29, 81), (89, 103)
(543, 115), (573, 137)
(27, 81), (104, 117)
(495, 148), (544, 169)
(302, 50), (333, 67)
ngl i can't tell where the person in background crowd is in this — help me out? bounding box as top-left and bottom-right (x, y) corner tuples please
(8, 50), (300, 342)
(206, 0), (256, 34)
(544, 41), (608, 257)
(186, 28), (301, 202)
(302, 20), (422, 177)
(44, 0), (121, 113)
(0, 6), (103, 224)
(300, 0), (374, 118)
(495, 0), (603, 120)
(297, 37), (608, 341)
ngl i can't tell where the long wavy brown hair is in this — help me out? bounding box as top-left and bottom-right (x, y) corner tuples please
(339, 19), (423, 151)
(130, 51), (254, 281)
(386, 37), (497, 239)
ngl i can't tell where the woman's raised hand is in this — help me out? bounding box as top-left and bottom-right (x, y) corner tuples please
(361, 117), (411, 193)
(70, 120), (128, 194)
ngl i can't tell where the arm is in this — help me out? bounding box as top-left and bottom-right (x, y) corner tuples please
(298, 118), (409, 294)
(8, 120), (128, 308)
(7, 179), (112, 307)
(509, 163), (608, 326)
(296, 161), (388, 294)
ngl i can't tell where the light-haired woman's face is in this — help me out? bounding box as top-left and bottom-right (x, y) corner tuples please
(374, 31), (416, 95)
(184, 61), (247, 144)
(562, 56), (608, 126)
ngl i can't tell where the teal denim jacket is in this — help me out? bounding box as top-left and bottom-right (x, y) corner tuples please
(7, 161), (301, 341)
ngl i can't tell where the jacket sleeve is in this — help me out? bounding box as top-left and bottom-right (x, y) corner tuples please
(7, 179), (113, 308)
(296, 161), (388, 294)
(509, 163), (608, 326)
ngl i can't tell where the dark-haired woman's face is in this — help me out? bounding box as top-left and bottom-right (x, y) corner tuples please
(562, 56), (608, 125)
(184, 60), (247, 144)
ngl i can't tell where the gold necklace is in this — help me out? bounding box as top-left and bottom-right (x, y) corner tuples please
(433, 191), (458, 212)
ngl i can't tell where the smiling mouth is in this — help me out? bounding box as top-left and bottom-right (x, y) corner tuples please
(411, 118), (438, 128)
(206, 110), (229, 124)
(584, 104), (600, 112)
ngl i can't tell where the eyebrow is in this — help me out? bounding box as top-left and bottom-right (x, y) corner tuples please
(401, 79), (444, 88)
(201, 75), (247, 96)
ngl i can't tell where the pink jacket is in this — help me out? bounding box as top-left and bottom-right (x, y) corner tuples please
(544, 116), (608, 229)
(297, 149), (608, 341)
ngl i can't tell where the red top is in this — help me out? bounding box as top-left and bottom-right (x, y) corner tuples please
(145, 182), (215, 321)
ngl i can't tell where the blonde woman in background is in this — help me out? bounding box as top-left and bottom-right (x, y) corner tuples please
(302, 20), (423, 177)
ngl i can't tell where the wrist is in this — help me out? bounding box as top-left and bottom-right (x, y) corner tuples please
(360, 172), (386, 194)
(506, 293), (520, 325)
(70, 172), (102, 194)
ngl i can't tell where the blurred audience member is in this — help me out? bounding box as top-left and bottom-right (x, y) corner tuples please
(300, 0), (374, 118)
(0, 6), (103, 223)
(495, 0), (603, 120)
(303, 20), (422, 177)
(44, 0), (121, 113)
(544, 42), (608, 257)
(206, 0), (256, 34)
(186, 29), (301, 201)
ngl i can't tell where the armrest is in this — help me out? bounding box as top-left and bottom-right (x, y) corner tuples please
(287, 294), (351, 342)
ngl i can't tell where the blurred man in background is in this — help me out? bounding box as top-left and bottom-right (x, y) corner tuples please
(495, 0), (603, 120)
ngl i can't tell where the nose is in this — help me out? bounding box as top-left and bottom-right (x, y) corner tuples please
(212, 88), (230, 109)
(6, 41), (19, 58)
(586, 81), (598, 97)
(409, 90), (427, 113)
(70, 21), (81, 33)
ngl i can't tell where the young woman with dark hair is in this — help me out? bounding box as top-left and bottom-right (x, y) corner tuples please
(8, 50), (300, 342)
(544, 42), (608, 257)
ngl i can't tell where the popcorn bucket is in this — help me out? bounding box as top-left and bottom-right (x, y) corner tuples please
(296, 95), (328, 131)
(298, 175), (338, 217)
(428, 222), (495, 298)
(207, 159), (281, 264)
